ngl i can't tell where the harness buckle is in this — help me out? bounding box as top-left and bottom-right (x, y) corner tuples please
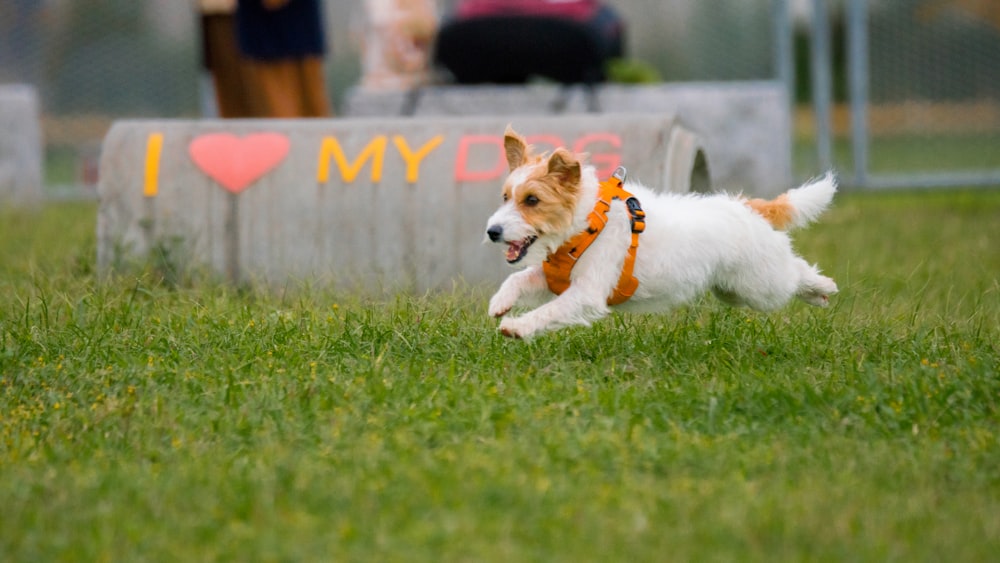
(625, 197), (646, 234)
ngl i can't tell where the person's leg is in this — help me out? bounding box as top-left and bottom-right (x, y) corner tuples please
(248, 59), (303, 117)
(203, 14), (263, 117)
(298, 56), (332, 117)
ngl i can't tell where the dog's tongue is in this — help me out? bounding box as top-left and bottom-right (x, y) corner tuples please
(506, 241), (524, 262)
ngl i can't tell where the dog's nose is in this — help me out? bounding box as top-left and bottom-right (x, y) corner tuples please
(486, 225), (503, 242)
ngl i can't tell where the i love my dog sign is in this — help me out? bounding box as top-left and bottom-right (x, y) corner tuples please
(97, 114), (707, 290)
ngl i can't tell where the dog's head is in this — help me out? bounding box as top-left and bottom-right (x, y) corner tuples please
(484, 126), (585, 266)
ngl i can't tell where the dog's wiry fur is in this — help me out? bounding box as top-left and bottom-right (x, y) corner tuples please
(485, 126), (838, 339)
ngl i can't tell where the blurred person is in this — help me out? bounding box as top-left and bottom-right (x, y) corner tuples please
(197, 0), (262, 117)
(236, 0), (332, 117)
(360, 0), (439, 91)
(434, 0), (625, 85)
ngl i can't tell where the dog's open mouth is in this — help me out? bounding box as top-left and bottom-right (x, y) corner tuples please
(505, 236), (537, 264)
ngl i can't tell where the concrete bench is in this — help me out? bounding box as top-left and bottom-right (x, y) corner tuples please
(97, 114), (707, 291)
(0, 85), (44, 206)
(344, 81), (791, 197)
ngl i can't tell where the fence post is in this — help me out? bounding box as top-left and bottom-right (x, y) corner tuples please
(772, 0), (793, 93)
(847, 0), (870, 188)
(772, 0), (794, 178)
(810, 0), (834, 172)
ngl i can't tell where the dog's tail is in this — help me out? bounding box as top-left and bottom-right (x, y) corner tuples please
(746, 172), (837, 231)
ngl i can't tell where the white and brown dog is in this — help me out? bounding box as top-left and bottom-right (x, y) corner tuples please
(485, 126), (838, 339)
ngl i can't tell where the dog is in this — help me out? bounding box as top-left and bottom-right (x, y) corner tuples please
(484, 126), (839, 339)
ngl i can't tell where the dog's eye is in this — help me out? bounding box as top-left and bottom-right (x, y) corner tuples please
(524, 194), (540, 206)
(503, 193), (509, 202)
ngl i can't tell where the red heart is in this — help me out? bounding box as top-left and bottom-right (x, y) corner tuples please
(188, 133), (290, 193)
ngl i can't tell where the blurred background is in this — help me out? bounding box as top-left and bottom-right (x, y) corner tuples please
(1, 0), (998, 194)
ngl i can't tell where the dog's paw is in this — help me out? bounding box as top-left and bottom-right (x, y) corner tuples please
(798, 275), (838, 307)
(488, 290), (517, 318)
(498, 316), (535, 339)
(499, 325), (522, 339)
(489, 304), (512, 318)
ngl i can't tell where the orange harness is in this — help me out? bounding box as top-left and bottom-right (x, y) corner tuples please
(542, 167), (646, 306)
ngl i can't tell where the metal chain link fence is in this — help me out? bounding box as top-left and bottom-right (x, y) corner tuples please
(833, 0), (1000, 188)
(2, 0), (996, 192)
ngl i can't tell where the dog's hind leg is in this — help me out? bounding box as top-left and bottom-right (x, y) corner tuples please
(794, 259), (838, 307)
(712, 286), (748, 307)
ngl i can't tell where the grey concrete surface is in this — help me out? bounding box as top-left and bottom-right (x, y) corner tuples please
(0, 85), (44, 206)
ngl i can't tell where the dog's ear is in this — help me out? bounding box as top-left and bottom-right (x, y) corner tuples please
(546, 148), (580, 186)
(504, 125), (528, 171)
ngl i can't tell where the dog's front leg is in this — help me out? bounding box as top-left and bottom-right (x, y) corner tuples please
(499, 284), (608, 339)
(489, 266), (547, 318)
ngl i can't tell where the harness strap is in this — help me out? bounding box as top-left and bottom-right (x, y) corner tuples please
(543, 167), (645, 305)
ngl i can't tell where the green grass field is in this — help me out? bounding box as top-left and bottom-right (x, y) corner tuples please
(2, 190), (999, 561)
(792, 133), (1000, 178)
